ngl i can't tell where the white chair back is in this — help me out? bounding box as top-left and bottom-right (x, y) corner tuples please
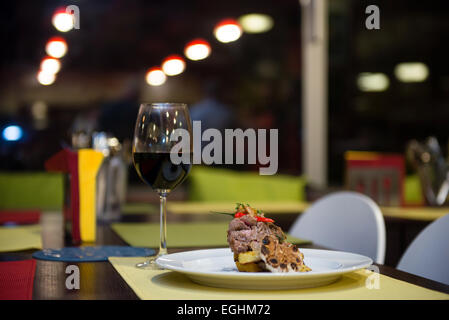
(397, 213), (449, 285)
(289, 191), (386, 264)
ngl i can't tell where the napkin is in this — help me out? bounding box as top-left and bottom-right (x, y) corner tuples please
(0, 225), (42, 252)
(0, 210), (41, 225)
(0, 259), (36, 300)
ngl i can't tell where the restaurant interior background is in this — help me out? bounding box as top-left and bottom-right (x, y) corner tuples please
(1, 0), (449, 268)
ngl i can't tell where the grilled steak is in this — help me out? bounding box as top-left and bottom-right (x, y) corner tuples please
(225, 203), (311, 273)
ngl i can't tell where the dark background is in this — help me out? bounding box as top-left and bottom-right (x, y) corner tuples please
(1, 0), (448, 186)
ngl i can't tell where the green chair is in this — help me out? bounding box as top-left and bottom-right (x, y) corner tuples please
(0, 172), (64, 210)
(188, 166), (306, 202)
(404, 174), (424, 206)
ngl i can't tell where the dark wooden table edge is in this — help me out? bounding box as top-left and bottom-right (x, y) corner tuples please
(1, 223), (449, 299)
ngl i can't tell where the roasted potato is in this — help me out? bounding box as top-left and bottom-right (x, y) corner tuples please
(235, 261), (263, 272)
(237, 251), (261, 264)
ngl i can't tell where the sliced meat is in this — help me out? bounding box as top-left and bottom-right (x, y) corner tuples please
(239, 214), (258, 227)
(227, 218), (284, 254)
(227, 228), (258, 254)
(228, 218), (250, 232)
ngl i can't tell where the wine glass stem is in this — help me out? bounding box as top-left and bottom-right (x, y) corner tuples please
(158, 193), (168, 256)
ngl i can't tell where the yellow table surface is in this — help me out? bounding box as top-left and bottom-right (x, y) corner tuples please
(164, 201), (449, 222)
(0, 225), (42, 252)
(381, 206), (449, 221)
(167, 201), (310, 215)
(109, 256), (449, 300)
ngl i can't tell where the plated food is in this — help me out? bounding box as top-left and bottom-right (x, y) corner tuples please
(225, 203), (311, 273)
(157, 203), (372, 289)
(156, 248), (373, 290)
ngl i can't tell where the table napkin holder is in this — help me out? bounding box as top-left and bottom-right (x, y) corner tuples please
(45, 148), (104, 244)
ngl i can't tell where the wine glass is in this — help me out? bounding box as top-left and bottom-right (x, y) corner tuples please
(132, 103), (193, 269)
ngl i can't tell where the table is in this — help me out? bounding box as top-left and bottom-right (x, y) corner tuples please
(1, 212), (449, 300)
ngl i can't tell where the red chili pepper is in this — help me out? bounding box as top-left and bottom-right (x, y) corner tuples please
(256, 216), (274, 223)
(234, 212), (246, 218)
(234, 211), (274, 223)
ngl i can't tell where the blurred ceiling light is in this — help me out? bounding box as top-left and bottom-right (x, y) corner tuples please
(214, 19), (242, 43)
(37, 70), (56, 86)
(238, 13), (274, 33)
(31, 101), (48, 120)
(394, 62), (429, 83)
(2, 125), (23, 142)
(31, 101), (48, 130)
(184, 39), (211, 61)
(40, 57), (61, 74)
(52, 8), (74, 32)
(145, 67), (166, 86)
(45, 37), (68, 58)
(357, 73), (389, 92)
(161, 55), (186, 76)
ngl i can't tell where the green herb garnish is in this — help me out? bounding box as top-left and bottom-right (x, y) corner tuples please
(210, 211), (235, 217)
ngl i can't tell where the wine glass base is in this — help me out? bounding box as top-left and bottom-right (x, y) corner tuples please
(135, 255), (165, 270)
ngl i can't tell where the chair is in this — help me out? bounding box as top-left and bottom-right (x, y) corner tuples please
(188, 166), (306, 202)
(397, 213), (449, 285)
(0, 172), (63, 210)
(288, 191), (386, 264)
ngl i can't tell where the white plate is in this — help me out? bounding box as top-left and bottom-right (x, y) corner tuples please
(156, 248), (373, 290)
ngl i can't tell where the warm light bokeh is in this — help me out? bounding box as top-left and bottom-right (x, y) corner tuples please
(357, 73), (390, 92)
(40, 57), (61, 74)
(161, 55), (186, 76)
(394, 62), (429, 83)
(214, 19), (242, 43)
(238, 13), (274, 33)
(145, 67), (166, 86)
(37, 70), (56, 85)
(184, 39), (211, 61)
(45, 37), (68, 58)
(52, 9), (74, 32)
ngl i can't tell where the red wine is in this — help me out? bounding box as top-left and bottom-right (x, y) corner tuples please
(133, 152), (192, 191)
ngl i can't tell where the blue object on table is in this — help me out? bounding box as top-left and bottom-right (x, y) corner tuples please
(32, 246), (155, 262)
